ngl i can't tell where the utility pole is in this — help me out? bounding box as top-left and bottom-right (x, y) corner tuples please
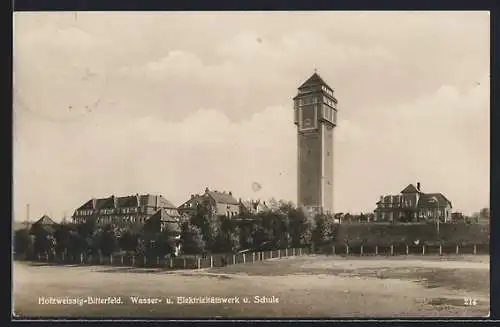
(26, 204), (30, 225)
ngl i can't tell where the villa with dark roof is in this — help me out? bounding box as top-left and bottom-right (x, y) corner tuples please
(178, 187), (241, 218)
(72, 194), (181, 232)
(374, 182), (453, 222)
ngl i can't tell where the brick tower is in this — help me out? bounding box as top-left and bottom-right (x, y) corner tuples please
(293, 72), (338, 215)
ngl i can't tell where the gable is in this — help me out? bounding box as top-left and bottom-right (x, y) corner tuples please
(207, 191), (239, 205)
(34, 215), (57, 226)
(401, 184), (419, 194)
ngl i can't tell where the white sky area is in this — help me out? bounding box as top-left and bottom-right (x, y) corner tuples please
(13, 11), (490, 221)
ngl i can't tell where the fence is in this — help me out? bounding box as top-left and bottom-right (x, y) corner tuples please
(317, 243), (489, 256)
(31, 247), (310, 270)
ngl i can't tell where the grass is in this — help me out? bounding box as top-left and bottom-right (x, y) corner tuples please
(13, 255), (490, 318)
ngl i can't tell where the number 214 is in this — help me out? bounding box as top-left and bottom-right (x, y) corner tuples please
(464, 297), (478, 306)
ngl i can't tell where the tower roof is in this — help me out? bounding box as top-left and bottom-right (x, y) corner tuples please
(298, 72), (330, 89)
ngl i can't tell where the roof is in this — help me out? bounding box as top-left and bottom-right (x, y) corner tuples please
(298, 72), (330, 89)
(117, 195), (138, 207)
(77, 198), (110, 210)
(418, 193), (452, 208)
(139, 195), (176, 208)
(33, 215), (57, 226)
(30, 215), (57, 234)
(240, 199), (269, 213)
(400, 184), (419, 194)
(206, 190), (239, 205)
(76, 194), (177, 211)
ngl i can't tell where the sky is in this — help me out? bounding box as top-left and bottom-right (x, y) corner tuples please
(13, 11), (490, 221)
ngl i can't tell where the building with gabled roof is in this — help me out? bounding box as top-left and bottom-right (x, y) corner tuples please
(178, 187), (241, 218)
(30, 215), (58, 234)
(374, 182), (453, 223)
(239, 199), (270, 215)
(72, 193), (180, 228)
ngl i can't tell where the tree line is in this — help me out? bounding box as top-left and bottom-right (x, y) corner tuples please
(14, 201), (339, 260)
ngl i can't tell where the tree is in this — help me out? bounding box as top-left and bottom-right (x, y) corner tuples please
(312, 214), (328, 246)
(139, 222), (178, 258)
(180, 222), (206, 254)
(53, 224), (74, 257)
(14, 228), (33, 258)
(149, 231), (176, 257)
(31, 226), (55, 257)
(286, 207), (311, 247)
(210, 216), (239, 253)
(67, 230), (87, 259)
(86, 228), (102, 255)
(250, 224), (272, 250)
(236, 219), (255, 250)
(98, 224), (119, 256)
(118, 229), (140, 253)
(229, 226), (241, 252)
(479, 208), (490, 221)
(190, 203), (215, 250)
(266, 198), (280, 212)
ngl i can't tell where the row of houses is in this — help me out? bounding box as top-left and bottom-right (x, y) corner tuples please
(68, 187), (271, 232)
(19, 182), (457, 234)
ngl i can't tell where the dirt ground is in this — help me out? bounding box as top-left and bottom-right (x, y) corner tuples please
(12, 255), (490, 318)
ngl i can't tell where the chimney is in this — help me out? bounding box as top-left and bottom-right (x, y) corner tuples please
(92, 198), (97, 209)
(205, 187), (209, 193)
(112, 195), (118, 208)
(229, 191), (232, 196)
(155, 195), (159, 210)
(191, 194), (195, 199)
(417, 182), (421, 191)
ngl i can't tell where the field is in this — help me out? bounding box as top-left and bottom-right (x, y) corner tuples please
(13, 255), (490, 318)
